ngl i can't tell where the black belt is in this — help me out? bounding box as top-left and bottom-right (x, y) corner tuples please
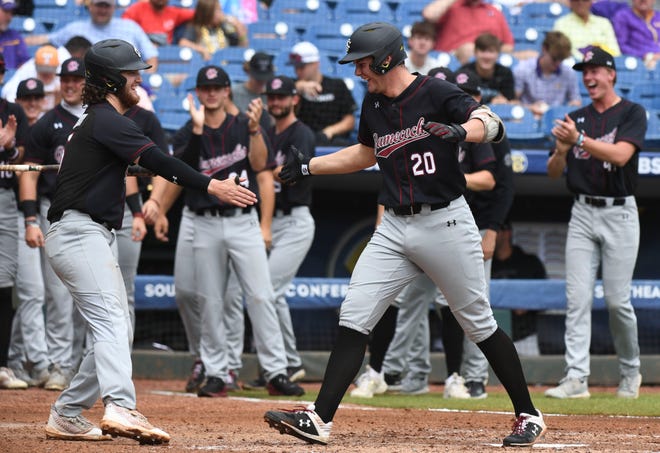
(50, 213), (113, 231)
(195, 206), (252, 217)
(577, 195), (626, 208)
(388, 201), (450, 216)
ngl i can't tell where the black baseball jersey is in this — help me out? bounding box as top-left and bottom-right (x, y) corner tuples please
(0, 99), (29, 189)
(171, 113), (274, 212)
(48, 101), (159, 229)
(358, 75), (480, 207)
(458, 62), (515, 103)
(268, 119), (316, 210)
(297, 76), (357, 139)
(124, 105), (169, 193)
(25, 104), (79, 200)
(471, 135), (515, 230)
(458, 140), (496, 209)
(565, 99), (646, 196)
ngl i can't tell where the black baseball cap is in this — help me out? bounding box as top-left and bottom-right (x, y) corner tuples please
(454, 70), (481, 96)
(265, 75), (296, 96)
(428, 66), (455, 83)
(247, 52), (274, 82)
(196, 65), (231, 88)
(572, 46), (616, 71)
(57, 57), (85, 77)
(16, 78), (45, 98)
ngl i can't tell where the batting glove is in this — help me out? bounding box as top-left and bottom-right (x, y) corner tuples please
(279, 146), (311, 185)
(423, 121), (467, 142)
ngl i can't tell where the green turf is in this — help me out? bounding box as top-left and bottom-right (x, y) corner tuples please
(238, 388), (660, 417)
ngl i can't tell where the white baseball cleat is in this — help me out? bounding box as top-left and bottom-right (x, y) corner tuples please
(101, 402), (170, 444)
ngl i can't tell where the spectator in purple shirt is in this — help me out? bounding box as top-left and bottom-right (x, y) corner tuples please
(612, 0), (660, 68)
(0, 0), (29, 70)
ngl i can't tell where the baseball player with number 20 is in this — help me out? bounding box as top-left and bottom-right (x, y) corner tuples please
(264, 22), (546, 447)
(546, 47), (646, 400)
(43, 39), (256, 444)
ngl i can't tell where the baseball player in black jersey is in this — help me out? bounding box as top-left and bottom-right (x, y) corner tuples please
(0, 50), (29, 387)
(264, 22), (546, 447)
(43, 39), (256, 444)
(546, 47), (646, 400)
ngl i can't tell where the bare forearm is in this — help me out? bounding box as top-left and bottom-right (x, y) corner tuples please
(547, 150), (567, 179)
(422, 0), (456, 22)
(248, 132), (268, 171)
(309, 143), (376, 175)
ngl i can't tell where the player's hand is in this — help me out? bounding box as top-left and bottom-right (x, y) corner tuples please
(246, 98), (263, 132)
(132, 215), (147, 242)
(481, 229), (497, 261)
(142, 198), (160, 225)
(279, 146), (311, 185)
(208, 176), (258, 207)
(423, 121), (467, 142)
(0, 115), (17, 149)
(552, 114), (579, 144)
(154, 214), (169, 242)
(187, 93), (205, 133)
(25, 224), (44, 248)
(260, 223), (272, 251)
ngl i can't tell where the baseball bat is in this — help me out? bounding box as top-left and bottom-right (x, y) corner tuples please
(0, 164), (154, 176)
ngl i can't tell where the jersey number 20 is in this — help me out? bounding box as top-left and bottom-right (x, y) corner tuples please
(411, 152), (436, 176)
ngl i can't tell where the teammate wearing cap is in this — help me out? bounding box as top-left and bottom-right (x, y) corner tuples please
(264, 22), (546, 447)
(43, 39), (256, 443)
(546, 46), (646, 400)
(0, 49), (30, 390)
(14, 78), (46, 126)
(10, 58), (86, 392)
(148, 65), (305, 398)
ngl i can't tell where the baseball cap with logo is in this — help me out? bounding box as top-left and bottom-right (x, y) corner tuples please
(454, 70), (481, 96)
(35, 45), (59, 74)
(265, 75), (297, 96)
(1, 0), (17, 11)
(57, 57), (85, 78)
(428, 67), (455, 83)
(247, 52), (274, 82)
(288, 41), (320, 66)
(16, 78), (45, 99)
(572, 46), (616, 71)
(196, 65), (231, 88)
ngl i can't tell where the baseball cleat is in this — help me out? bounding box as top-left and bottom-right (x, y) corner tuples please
(0, 367), (28, 389)
(264, 404), (332, 445)
(198, 376), (228, 397)
(350, 365), (387, 398)
(267, 374), (305, 396)
(45, 406), (111, 441)
(502, 410), (547, 447)
(100, 402), (170, 445)
(616, 373), (642, 399)
(544, 377), (590, 399)
(443, 372), (470, 399)
(185, 359), (205, 393)
(465, 380), (488, 399)
(287, 365), (306, 383)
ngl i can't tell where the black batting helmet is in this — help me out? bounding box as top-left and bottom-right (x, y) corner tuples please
(84, 39), (151, 93)
(338, 22), (406, 75)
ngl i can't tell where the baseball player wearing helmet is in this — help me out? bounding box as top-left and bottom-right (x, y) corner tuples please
(0, 50), (29, 388)
(264, 22), (546, 447)
(43, 39), (256, 444)
(11, 58), (87, 391)
(546, 47), (646, 400)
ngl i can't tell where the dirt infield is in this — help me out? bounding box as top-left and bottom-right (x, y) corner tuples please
(1, 379), (658, 452)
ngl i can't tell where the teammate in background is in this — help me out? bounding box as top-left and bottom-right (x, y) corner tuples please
(289, 41), (357, 146)
(0, 50), (31, 391)
(230, 51), (275, 131)
(546, 46), (646, 400)
(264, 22), (546, 447)
(243, 75), (316, 388)
(491, 221), (547, 356)
(150, 65), (304, 398)
(404, 21), (441, 75)
(14, 79), (46, 126)
(119, 105), (169, 332)
(43, 39), (256, 443)
(10, 61), (85, 392)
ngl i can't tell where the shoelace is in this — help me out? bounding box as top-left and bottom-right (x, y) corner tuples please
(278, 405), (314, 414)
(510, 416), (529, 435)
(191, 361), (204, 377)
(60, 414), (93, 431)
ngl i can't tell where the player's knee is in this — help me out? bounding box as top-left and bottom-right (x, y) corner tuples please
(452, 298), (497, 344)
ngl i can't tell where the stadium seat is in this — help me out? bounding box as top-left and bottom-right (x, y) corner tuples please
(12, 16), (49, 35)
(267, 0), (334, 38)
(511, 24), (542, 52)
(396, 0), (428, 28)
(644, 109), (660, 150)
(519, 2), (567, 23)
(497, 53), (518, 70)
(540, 105), (574, 146)
(156, 45), (204, 76)
(334, 0), (387, 22)
(614, 55), (649, 96)
(158, 110), (190, 133)
(628, 82), (658, 110)
(247, 20), (299, 52)
(144, 72), (177, 99)
(490, 104), (545, 146)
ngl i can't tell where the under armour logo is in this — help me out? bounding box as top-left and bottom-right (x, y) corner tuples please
(53, 122), (63, 129)
(299, 419), (311, 428)
(577, 117), (585, 123)
(374, 101), (380, 109)
(172, 176), (178, 185)
(528, 424), (540, 436)
(447, 220), (456, 227)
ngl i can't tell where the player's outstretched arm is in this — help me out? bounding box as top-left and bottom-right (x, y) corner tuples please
(280, 143), (376, 184)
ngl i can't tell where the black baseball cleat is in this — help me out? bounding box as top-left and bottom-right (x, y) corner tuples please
(197, 376), (227, 397)
(267, 374), (305, 396)
(287, 365), (306, 382)
(264, 404), (332, 445)
(502, 410), (547, 447)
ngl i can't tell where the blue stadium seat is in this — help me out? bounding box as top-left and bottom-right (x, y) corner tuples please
(644, 109), (660, 149)
(541, 105), (574, 145)
(158, 110), (190, 133)
(12, 16), (49, 35)
(628, 82), (659, 110)
(614, 55), (648, 95)
(247, 20), (299, 52)
(334, 0), (388, 22)
(156, 45), (204, 76)
(511, 24), (542, 52)
(396, 0), (428, 27)
(519, 2), (567, 23)
(268, 0), (334, 25)
(144, 72), (177, 99)
(490, 104), (545, 146)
